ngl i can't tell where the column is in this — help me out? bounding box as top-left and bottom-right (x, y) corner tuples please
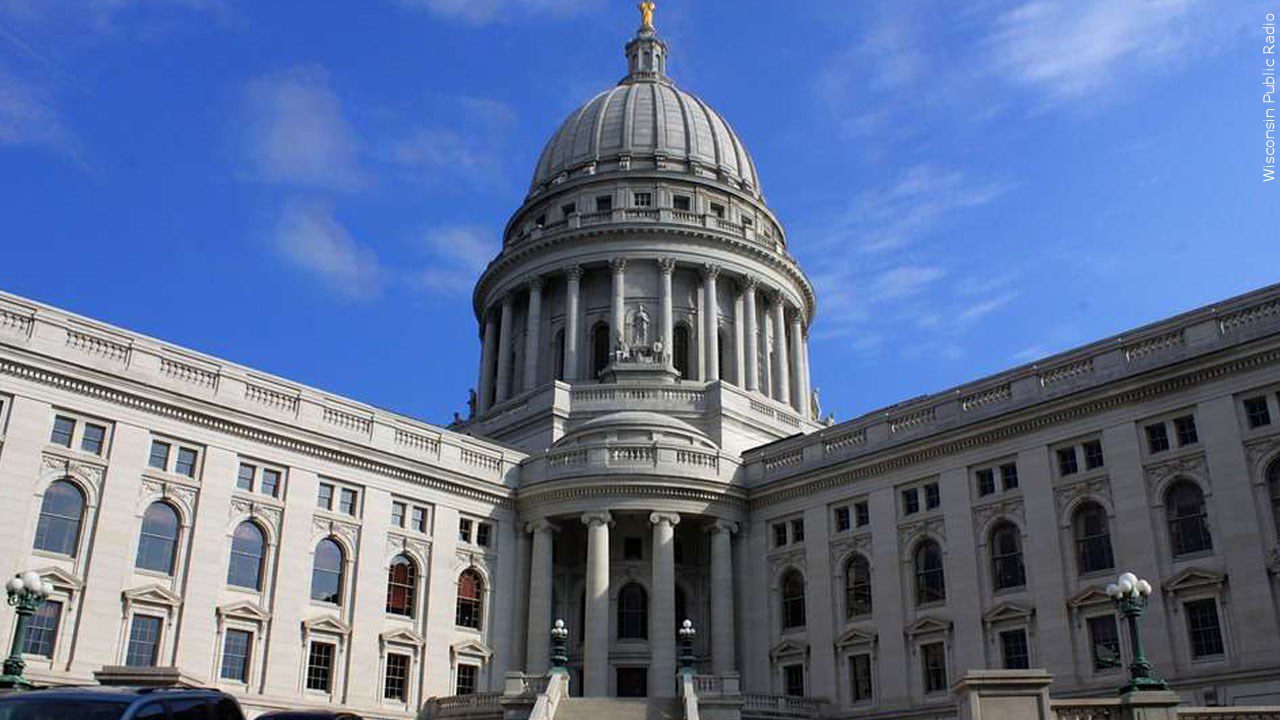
(659, 258), (675, 366)
(771, 293), (790, 405)
(761, 316), (773, 399)
(799, 332), (813, 420)
(525, 519), (557, 674)
(523, 276), (543, 390)
(650, 512), (681, 695)
(708, 520), (738, 676)
(564, 266), (582, 381)
(582, 511), (612, 696)
(477, 311), (498, 413)
(733, 289), (745, 387)
(703, 265), (720, 381)
(743, 277), (759, 392)
(789, 312), (805, 415)
(610, 259), (627, 356)
(494, 293), (515, 402)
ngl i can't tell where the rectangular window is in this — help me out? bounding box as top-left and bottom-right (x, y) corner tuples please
(317, 483), (334, 510)
(561, 202), (576, 216)
(783, 664), (804, 697)
(22, 600), (61, 658)
(924, 483), (941, 510)
(1185, 598), (1224, 658)
(633, 192), (652, 207)
(411, 507), (428, 533)
(1174, 415), (1199, 446)
(834, 506), (851, 533)
(1244, 397), (1272, 428)
(391, 502), (406, 528)
(1145, 423), (1170, 453)
(476, 523), (491, 547)
(854, 502), (869, 528)
(456, 664), (478, 696)
(1087, 616), (1121, 671)
(673, 194), (692, 211)
(338, 488), (358, 515)
(80, 423), (106, 455)
(174, 447), (198, 477)
(384, 653), (410, 701)
(976, 468), (996, 496)
(459, 519), (473, 543)
(50, 415), (75, 447)
(1000, 629), (1030, 669)
(148, 441), (171, 470)
(596, 195), (613, 212)
(125, 615), (162, 667)
(305, 641), (335, 692)
(1083, 440), (1105, 470)
(220, 629), (252, 683)
(921, 642), (947, 694)
(1057, 447), (1079, 476)
(902, 488), (920, 515)
(790, 519), (805, 543)
(850, 653), (873, 702)
(260, 469), (281, 498)
(237, 464), (255, 492)
(623, 536), (643, 560)
(773, 523), (788, 548)
(709, 202), (726, 219)
(1000, 463), (1019, 491)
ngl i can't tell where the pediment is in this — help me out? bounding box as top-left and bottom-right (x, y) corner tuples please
(769, 638), (808, 660)
(835, 626), (877, 648)
(381, 627), (425, 647)
(36, 566), (83, 591)
(1067, 586), (1113, 609)
(1163, 568), (1226, 594)
(122, 584), (181, 608)
(905, 616), (952, 637)
(302, 614), (351, 636)
(451, 638), (492, 660)
(984, 602), (1034, 625)
(217, 600), (270, 622)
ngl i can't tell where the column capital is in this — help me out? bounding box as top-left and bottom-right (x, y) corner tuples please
(528, 275), (545, 291)
(610, 258), (628, 273)
(525, 518), (559, 534)
(649, 512), (682, 527)
(706, 519), (739, 535)
(658, 257), (677, 275)
(768, 288), (785, 305)
(581, 511), (613, 527)
(702, 263), (721, 280)
(501, 292), (516, 308)
(742, 274), (759, 291)
(564, 264), (583, 281)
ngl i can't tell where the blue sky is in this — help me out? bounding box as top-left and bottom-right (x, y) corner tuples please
(1, 0), (1275, 426)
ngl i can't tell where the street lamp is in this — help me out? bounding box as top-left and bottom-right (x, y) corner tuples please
(0, 571), (55, 690)
(678, 619), (696, 672)
(550, 619), (569, 671)
(1106, 571), (1168, 694)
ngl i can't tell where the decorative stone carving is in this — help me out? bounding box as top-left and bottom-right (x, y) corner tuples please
(1143, 452), (1210, 501)
(767, 547), (805, 577)
(898, 518), (946, 558)
(829, 533), (872, 564)
(1053, 475), (1113, 514)
(312, 516), (360, 549)
(40, 452), (105, 503)
(387, 532), (430, 562)
(1244, 432), (1280, 479)
(973, 497), (1026, 537)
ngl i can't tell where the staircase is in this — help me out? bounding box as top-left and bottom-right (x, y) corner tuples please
(554, 698), (682, 720)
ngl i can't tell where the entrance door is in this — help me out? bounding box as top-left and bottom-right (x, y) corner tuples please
(616, 667), (647, 697)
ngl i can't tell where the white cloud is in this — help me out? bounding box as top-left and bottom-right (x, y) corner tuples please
(395, 0), (595, 25)
(383, 97), (517, 191)
(245, 66), (367, 191)
(274, 199), (382, 299)
(865, 266), (947, 302)
(0, 68), (77, 156)
(411, 225), (498, 296)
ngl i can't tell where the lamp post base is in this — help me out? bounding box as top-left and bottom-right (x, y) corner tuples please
(0, 674), (34, 691)
(1120, 676), (1170, 694)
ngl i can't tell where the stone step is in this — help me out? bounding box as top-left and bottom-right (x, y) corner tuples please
(554, 697), (682, 720)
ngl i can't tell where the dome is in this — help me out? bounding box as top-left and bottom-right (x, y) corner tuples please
(527, 23), (760, 198)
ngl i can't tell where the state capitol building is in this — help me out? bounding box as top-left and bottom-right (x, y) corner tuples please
(1, 11), (1279, 720)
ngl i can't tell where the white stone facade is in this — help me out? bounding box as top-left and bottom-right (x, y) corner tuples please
(2, 16), (1280, 720)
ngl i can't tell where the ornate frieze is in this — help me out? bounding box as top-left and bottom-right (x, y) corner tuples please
(1053, 474), (1113, 514)
(228, 495), (283, 534)
(767, 546), (805, 577)
(1143, 452), (1210, 502)
(1244, 432), (1280, 478)
(387, 532), (430, 562)
(898, 518), (945, 559)
(312, 515), (361, 549)
(829, 532), (872, 564)
(138, 474), (198, 517)
(973, 496), (1026, 536)
(40, 452), (105, 504)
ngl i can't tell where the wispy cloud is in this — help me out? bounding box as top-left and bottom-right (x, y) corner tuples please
(383, 97), (517, 191)
(394, 0), (596, 26)
(0, 68), (77, 156)
(244, 66), (368, 191)
(274, 199), (382, 300)
(411, 225), (498, 296)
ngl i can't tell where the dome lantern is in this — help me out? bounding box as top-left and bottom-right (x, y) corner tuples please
(624, 2), (668, 83)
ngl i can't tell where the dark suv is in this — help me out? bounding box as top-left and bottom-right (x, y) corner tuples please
(0, 686), (245, 720)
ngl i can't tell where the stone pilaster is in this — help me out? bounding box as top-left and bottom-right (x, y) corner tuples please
(649, 512), (680, 695)
(708, 519), (738, 676)
(610, 259), (627, 356)
(659, 258), (676, 367)
(582, 511), (612, 696)
(525, 518), (557, 674)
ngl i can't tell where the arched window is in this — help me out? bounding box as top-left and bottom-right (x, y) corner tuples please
(591, 323), (611, 379)
(844, 555), (872, 618)
(386, 554), (418, 617)
(553, 328), (566, 381)
(673, 324), (690, 379)
(914, 540), (946, 605)
(780, 569), (806, 630)
(1268, 459), (1280, 540)
(33, 480), (85, 557)
(227, 521), (266, 590)
(617, 583), (648, 639)
(135, 502), (180, 574)
(310, 538), (344, 604)
(1072, 502), (1114, 575)
(990, 522), (1026, 591)
(1166, 480), (1212, 556)
(456, 568), (484, 629)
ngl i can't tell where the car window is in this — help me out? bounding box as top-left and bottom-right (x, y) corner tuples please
(0, 699), (129, 720)
(132, 702), (167, 720)
(166, 700), (209, 720)
(212, 700), (243, 720)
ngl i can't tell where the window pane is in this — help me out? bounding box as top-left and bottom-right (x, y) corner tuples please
(384, 653), (410, 701)
(456, 665), (477, 695)
(1244, 397), (1272, 428)
(228, 522), (265, 590)
(1173, 415), (1199, 446)
(1083, 440), (1105, 470)
(339, 488), (357, 515)
(305, 642), (335, 691)
(391, 502), (406, 528)
(412, 507), (427, 533)
(1074, 505), (1115, 575)
(915, 542), (946, 604)
(924, 483), (940, 509)
(976, 469), (995, 496)
(616, 583), (648, 639)
(845, 556), (872, 618)
(260, 469), (280, 498)
(459, 519), (473, 543)
(903, 488), (919, 515)
(136, 502), (180, 574)
(81, 423), (106, 454)
(236, 464), (255, 492)
(34, 480), (85, 557)
(220, 629), (252, 682)
(456, 570), (484, 629)
(834, 506), (850, 532)
(23, 600), (62, 658)
(1000, 629), (1030, 669)
(790, 519), (805, 542)
(476, 523), (491, 547)
(310, 539), (344, 604)
(1000, 463), (1019, 490)
(317, 483), (333, 509)
(781, 571), (806, 629)
(1185, 599), (1224, 658)
(1088, 616), (1121, 671)
(1057, 448), (1078, 475)
(991, 524), (1026, 590)
(1146, 424), (1170, 453)
(148, 441), (171, 470)
(125, 615), (163, 667)
(386, 555), (418, 617)
(174, 448), (198, 477)
(922, 643), (947, 693)
(851, 654), (873, 702)
(854, 502), (869, 527)
(51, 416), (75, 447)
(1167, 482), (1212, 556)
(784, 664), (804, 697)
(773, 523), (787, 548)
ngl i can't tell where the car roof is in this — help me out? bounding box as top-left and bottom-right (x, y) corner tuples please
(1, 686), (228, 702)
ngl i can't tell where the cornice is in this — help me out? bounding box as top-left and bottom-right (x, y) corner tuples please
(0, 356), (515, 507)
(515, 477), (748, 513)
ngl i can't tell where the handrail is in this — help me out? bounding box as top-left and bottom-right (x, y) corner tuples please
(529, 670), (570, 720)
(681, 670), (700, 720)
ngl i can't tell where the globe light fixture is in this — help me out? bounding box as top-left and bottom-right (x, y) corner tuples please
(550, 618), (569, 670)
(678, 619), (697, 672)
(1, 570), (55, 690)
(1106, 571), (1168, 694)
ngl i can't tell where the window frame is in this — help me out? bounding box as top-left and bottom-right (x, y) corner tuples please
(124, 613), (164, 667)
(48, 412), (112, 457)
(305, 640), (336, 693)
(219, 628), (253, 684)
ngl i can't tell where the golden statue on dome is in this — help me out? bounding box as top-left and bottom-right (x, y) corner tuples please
(639, 1), (656, 29)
